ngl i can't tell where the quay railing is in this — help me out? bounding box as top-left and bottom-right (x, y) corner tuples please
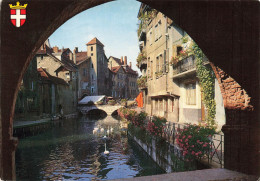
(207, 133), (224, 168)
(162, 121), (224, 168)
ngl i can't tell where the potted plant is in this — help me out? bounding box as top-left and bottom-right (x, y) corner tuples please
(137, 76), (147, 89)
(137, 52), (147, 65)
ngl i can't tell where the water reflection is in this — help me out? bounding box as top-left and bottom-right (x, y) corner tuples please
(16, 115), (165, 180)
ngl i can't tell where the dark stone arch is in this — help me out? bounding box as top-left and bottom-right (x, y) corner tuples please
(111, 109), (119, 116)
(0, 0), (259, 179)
(86, 109), (107, 117)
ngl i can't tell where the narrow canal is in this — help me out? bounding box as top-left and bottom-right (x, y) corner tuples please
(15, 114), (165, 180)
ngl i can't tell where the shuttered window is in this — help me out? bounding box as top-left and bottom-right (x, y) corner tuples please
(186, 83), (196, 105)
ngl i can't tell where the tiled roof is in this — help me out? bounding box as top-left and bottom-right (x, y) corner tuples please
(86, 37), (104, 47)
(53, 47), (69, 53)
(75, 52), (88, 64)
(77, 58), (90, 65)
(111, 66), (125, 74)
(52, 53), (77, 72)
(36, 44), (53, 54)
(37, 68), (68, 86)
(110, 56), (123, 66)
(55, 64), (76, 72)
(124, 65), (138, 76)
(63, 48), (70, 52)
(61, 55), (77, 68)
(109, 56), (138, 76)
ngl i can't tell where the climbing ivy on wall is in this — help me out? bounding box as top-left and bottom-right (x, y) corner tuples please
(192, 42), (216, 127)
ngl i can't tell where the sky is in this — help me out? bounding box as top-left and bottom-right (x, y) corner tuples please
(49, 0), (141, 74)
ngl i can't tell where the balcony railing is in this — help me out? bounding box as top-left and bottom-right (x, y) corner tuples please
(172, 55), (196, 75)
(172, 55), (209, 76)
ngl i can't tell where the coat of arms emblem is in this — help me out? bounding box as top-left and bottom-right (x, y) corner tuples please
(9, 1), (27, 28)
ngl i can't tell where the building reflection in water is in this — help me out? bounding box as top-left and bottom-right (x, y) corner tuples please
(41, 115), (129, 180)
(16, 114), (164, 180)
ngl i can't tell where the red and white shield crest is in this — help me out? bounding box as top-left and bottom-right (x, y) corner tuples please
(9, 2), (27, 28)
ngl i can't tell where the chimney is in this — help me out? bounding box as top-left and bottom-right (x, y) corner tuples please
(73, 47), (78, 64)
(53, 46), (59, 53)
(124, 56), (127, 66)
(74, 47), (78, 54)
(129, 62), (132, 68)
(120, 56), (123, 65)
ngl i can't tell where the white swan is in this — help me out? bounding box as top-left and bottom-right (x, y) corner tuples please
(93, 127), (99, 134)
(104, 142), (109, 154)
(100, 128), (104, 133)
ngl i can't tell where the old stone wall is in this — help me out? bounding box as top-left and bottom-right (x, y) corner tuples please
(78, 61), (90, 99)
(211, 64), (259, 175)
(57, 85), (77, 115)
(36, 55), (61, 77)
(211, 64), (253, 111)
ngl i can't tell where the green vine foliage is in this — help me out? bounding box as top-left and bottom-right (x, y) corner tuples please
(192, 42), (216, 127)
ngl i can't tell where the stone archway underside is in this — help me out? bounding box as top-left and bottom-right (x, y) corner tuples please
(1, 0), (259, 179)
(79, 105), (122, 115)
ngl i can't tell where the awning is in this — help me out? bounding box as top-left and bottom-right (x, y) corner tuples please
(78, 95), (106, 104)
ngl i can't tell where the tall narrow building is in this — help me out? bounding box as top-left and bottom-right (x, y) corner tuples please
(84, 38), (110, 96)
(137, 4), (225, 128)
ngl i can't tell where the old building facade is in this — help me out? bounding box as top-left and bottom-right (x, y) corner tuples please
(34, 40), (78, 116)
(74, 37), (111, 98)
(110, 66), (126, 98)
(37, 68), (72, 116)
(74, 48), (91, 99)
(108, 56), (138, 99)
(137, 4), (225, 129)
(14, 59), (40, 120)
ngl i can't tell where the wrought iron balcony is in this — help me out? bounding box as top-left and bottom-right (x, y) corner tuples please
(172, 55), (209, 79)
(173, 55), (195, 75)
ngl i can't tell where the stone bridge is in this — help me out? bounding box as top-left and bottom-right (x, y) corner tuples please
(78, 105), (123, 116)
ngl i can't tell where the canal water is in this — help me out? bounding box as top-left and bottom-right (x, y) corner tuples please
(15, 115), (165, 180)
